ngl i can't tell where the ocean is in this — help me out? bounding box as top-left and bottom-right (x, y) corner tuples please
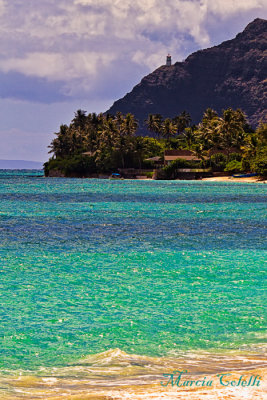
(0, 170), (266, 399)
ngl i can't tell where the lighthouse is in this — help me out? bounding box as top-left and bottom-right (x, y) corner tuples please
(166, 54), (172, 66)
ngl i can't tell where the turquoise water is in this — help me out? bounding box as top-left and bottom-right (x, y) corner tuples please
(0, 171), (266, 372)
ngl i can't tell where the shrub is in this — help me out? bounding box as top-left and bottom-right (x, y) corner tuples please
(252, 155), (267, 176)
(241, 158), (251, 172)
(224, 160), (243, 173)
(228, 152), (242, 162)
(142, 160), (155, 169)
(64, 155), (97, 176)
(44, 155), (97, 177)
(210, 153), (227, 171)
(162, 158), (200, 179)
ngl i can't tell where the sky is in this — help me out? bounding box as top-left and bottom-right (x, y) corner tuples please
(0, 0), (266, 162)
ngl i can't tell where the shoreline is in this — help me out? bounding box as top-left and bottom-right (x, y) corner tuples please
(2, 369), (265, 400)
(2, 368), (266, 400)
(201, 176), (266, 183)
(44, 169), (266, 182)
(45, 174), (267, 183)
(1, 349), (266, 399)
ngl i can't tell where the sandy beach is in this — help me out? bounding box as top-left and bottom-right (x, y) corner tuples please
(2, 367), (266, 399)
(202, 176), (267, 183)
(1, 350), (266, 399)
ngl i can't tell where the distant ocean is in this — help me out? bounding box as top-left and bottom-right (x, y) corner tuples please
(0, 160), (43, 169)
(0, 170), (266, 399)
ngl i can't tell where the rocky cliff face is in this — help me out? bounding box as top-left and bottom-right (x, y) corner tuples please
(107, 18), (267, 129)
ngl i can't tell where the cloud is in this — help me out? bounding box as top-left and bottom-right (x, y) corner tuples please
(206, 0), (265, 17)
(0, 0), (5, 15)
(0, 0), (266, 104)
(0, 52), (115, 81)
(0, 0), (266, 161)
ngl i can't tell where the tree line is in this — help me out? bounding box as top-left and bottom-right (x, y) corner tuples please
(45, 108), (267, 176)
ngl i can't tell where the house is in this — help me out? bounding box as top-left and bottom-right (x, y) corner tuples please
(164, 150), (201, 165)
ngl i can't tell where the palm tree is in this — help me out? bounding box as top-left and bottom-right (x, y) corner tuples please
(173, 111), (192, 134)
(48, 124), (73, 157)
(94, 116), (118, 170)
(198, 108), (219, 146)
(121, 113), (138, 136)
(181, 127), (197, 150)
(161, 118), (177, 141)
(98, 117), (117, 148)
(242, 134), (258, 159)
(72, 109), (87, 130)
(134, 136), (145, 170)
(115, 111), (124, 131)
(145, 114), (162, 137)
(202, 108), (218, 124)
(215, 108), (246, 157)
(256, 123), (267, 146)
(192, 143), (206, 162)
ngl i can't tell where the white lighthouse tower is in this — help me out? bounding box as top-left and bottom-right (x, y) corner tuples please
(166, 54), (172, 66)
